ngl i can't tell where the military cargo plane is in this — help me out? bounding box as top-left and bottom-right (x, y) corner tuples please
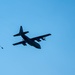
(13, 26), (51, 49)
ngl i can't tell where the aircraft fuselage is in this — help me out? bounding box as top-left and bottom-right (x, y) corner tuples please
(21, 33), (41, 49)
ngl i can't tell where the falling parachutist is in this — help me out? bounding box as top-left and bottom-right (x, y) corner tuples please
(0, 46), (3, 49)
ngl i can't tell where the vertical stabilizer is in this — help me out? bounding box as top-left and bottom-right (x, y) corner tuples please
(13, 26), (29, 37)
(19, 26), (23, 33)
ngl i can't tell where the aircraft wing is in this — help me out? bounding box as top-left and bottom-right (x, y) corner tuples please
(31, 33), (51, 42)
(13, 41), (26, 46)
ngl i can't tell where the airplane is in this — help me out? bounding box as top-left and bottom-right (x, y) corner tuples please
(13, 26), (51, 49)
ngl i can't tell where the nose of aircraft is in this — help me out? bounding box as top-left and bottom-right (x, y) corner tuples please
(38, 46), (41, 49)
(34, 42), (41, 49)
(37, 44), (41, 49)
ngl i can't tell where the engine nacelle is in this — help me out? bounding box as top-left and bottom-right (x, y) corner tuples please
(42, 37), (45, 40)
(36, 39), (41, 42)
(22, 41), (27, 46)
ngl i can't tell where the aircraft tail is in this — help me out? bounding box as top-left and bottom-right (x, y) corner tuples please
(13, 26), (29, 37)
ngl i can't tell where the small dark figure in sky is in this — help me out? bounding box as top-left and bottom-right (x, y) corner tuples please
(0, 46), (3, 49)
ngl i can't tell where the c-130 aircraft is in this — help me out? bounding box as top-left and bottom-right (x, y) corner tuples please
(13, 26), (51, 49)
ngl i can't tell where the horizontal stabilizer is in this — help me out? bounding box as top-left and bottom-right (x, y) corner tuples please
(13, 33), (21, 37)
(13, 31), (29, 37)
(22, 31), (29, 34)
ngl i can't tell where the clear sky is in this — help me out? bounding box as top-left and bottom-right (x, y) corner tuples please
(0, 0), (75, 75)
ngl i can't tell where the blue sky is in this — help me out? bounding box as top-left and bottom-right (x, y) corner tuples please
(0, 0), (75, 75)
